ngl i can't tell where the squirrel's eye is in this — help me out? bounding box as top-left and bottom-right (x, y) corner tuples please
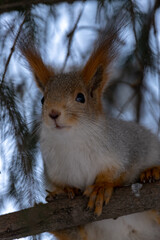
(75, 93), (85, 103)
(41, 97), (45, 105)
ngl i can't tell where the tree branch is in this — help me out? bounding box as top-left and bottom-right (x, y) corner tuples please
(0, 182), (160, 240)
(0, 0), (81, 15)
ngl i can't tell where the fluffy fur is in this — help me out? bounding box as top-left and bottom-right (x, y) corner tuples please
(40, 113), (160, 240)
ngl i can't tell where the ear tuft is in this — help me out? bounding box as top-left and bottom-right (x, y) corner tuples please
(82, 15), (126, 95)
(17, 32), (54, 91)
(89, 65), (103, 98)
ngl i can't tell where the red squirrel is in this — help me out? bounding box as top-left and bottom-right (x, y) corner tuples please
(18, 19), (160, 240)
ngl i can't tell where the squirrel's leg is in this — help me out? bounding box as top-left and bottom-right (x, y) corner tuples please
(140, 166), (160, 183)
(84, 169), (126, 216)
(46, 185), (82, 202)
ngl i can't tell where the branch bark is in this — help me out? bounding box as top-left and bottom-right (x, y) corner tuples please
(0, 0), (81, 14)
(0, 182), (160, 240)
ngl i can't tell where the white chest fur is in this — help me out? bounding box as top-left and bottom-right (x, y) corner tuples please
(40, 123), (120, 190)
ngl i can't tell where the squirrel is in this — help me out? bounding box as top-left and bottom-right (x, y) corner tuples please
(17, 19), (160, 240)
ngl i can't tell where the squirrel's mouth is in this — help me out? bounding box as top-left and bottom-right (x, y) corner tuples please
(55, 124), (64, 129)
(55, 123), (71, 129)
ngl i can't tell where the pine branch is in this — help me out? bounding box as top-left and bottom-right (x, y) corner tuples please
(0, 182), (160, 240)
(1, 12), (28, 84)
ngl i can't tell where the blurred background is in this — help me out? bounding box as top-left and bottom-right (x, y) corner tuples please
(0, 0), (160, 239)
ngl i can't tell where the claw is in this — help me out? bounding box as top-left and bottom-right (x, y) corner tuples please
(46, 186), (82, 202)
(84, 183), (113, 216)
(140, 167), (160, 183)
(64, 186), (81, 199)
(45, 188), (64, 202)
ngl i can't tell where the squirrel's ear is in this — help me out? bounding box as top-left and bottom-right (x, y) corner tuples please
(18, 41), (54, 92)
(82, 17), (124, 97)
(82, 49), (108, 98)
(82, 33), (116, 97)
(87, 65), (104, 98)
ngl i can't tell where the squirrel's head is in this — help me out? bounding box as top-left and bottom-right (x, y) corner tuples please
(39, 66), (105, 130)
(18, 22), (121, 131)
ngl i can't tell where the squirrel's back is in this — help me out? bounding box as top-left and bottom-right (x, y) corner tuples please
(105, 117), (160, 181)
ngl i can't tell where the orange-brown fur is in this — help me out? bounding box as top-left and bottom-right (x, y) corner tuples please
(140, 166), (160, 183)
(46, 185), (81, 202)
(19, 47), (54, 90)
(150, 210), (160, 225)
(53, 226), (87, 240)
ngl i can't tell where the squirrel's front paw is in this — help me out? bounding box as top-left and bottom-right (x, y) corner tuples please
(83, 183), (113, 216)
(46, 188), (65, 202)
(140, 167), (160, 183)
(64, 186), (82, 199)
(46, 186), (82, 202)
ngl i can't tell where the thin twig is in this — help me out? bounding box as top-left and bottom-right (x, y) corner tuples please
(129, 0), (145, 123)
(152, 1), (160, 133)
(117, 91), (137, 118)
(61, 6), (84, 71)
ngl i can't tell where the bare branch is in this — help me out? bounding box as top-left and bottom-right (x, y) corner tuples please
(0, 182), (160, 240)
(0, 0), (80, 15)
(62, 6), (84, 71)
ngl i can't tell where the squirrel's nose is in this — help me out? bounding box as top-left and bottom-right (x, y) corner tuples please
(49, 110), (61, 120)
